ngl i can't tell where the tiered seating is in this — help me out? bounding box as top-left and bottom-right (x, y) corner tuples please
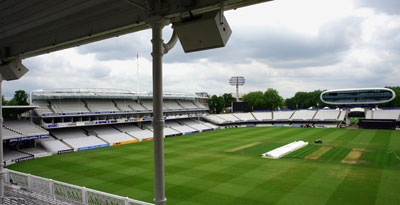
(140, 100), (153, 111)
(165, 121), (198, 134)
(313, 109), (340, 121)
(19, 147), (52, 158)
(217, 114), (240, 122)
(113, 99), (133, 111)
(85, 126), (136, 144)
(51, 128), (107, 150)
(2, 127), (23, 140)
(181, 119), (213, 131)
(290, 110), (317, 121)
(32, 100), (53, 115)
(127, 100), (147, 111)
(191, 119), (219, 129)
(233, 113), (256, 121)
(193, 101), (206, 109)
(178, 100), (198, 109)
(141, 122), (181, 137)
(252, 112), (273, 121)
(39, 137), (72, 154)
(3, 147), (32, 163)
(203, 115), (227, 124)
(128, 129), (153, 141)
(50, 99), (89, 113)
(373, 109), (400, 120)
(114, 124), (153, 141)
(273, 110), (294, 121)
(85, 99), (119, 112)
(4, 120), (48, 136)
(164, 100), (183, 110)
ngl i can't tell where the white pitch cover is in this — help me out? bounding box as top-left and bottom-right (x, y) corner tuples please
(262, 141), (308, 159)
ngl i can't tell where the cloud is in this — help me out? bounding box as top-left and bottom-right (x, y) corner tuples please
(3, 0), (399, 101)
(355, 0), (400, 15)
(165, 16), (361, 69)
(76, 30), (153, 61)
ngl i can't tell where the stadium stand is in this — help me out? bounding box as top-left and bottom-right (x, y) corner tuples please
(233, 113), (256, 121)
(4, 120), (48, 136)
(3, 88), (210, 165)
(3, 147), (32, 165)
(252, 111), (273, 121)
(217, 114), (240, 122)
(178, 100), (198, 109)
(113, 124), (154, 141)
(290, 109), (317, 121)
(365, 109), (373, 119)
(128, 100), (148, 111)
(193, 119), (219, 129)
(165, 120), (199, 134)
(85, 99), (120, 112)
(372, 109), (400, 120)
(84, 126), (137, 145)
(140, 100), (153, 111)
(51, 128), (108, 151)
(50, 99), (89, 114)
(128, 129), (154, 141)
(313, 109), (341, 121)
(193, 100), (207, 109)
(32, 100), (54, 115)
(39, 137), (73, 154)
(164, 100), (183, 110)
(338, 109), (347, 121)
(203, 115), (228, 124)
(113, 99), (133, 111)
(181, 119), (214, 131)
(141, 121), (182, 137)
(18, 147), (51, 158)
(273, 110), (294, 121)
(2, 127), (23, 140)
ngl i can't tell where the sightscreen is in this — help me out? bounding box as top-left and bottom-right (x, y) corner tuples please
(233, 102), (249, 113)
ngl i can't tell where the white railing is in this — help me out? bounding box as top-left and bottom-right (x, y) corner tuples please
(5, 169), (153, 205)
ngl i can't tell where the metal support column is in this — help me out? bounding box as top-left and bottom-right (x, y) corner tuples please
(0, 79), (4, 197)
(148, 16), (168, 205)
(345, 108), (351, 126)
(236, 84), (239, 102)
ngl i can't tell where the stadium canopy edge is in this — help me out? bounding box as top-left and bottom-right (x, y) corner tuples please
(0, 0), (272, 62)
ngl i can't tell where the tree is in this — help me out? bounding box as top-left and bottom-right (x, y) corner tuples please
(242, 91), (267, 111)
(2, 95), (7, 105)
(7, 90), (29, 105)
(264, 88), (284, 110)
(222, 93), (236, 108)
(207, 95), (224, 114)
(285, 90), (333, 109)
(381, 86), (400, 107)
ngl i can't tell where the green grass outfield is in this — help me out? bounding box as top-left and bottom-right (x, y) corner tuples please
(7, 127), (400, 204)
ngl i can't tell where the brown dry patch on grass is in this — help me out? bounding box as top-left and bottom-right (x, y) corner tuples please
(341, 148), (369, 164)
(225, 142), (261, 153)
(305, 146), (332, 160)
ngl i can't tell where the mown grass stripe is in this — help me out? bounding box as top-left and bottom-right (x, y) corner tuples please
(6, 127), (400, 204)
(305, 146), (332, 160)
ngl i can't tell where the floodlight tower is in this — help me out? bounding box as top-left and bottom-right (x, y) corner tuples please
(229, 76), (245, 102)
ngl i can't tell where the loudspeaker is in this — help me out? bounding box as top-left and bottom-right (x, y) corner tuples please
(0, 59), (29, 81)
(173, 10), (232, 53)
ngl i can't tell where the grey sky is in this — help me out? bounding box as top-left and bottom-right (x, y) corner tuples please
(5, 0), (400, 99)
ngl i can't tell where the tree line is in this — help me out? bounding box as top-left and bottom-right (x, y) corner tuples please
(2, 90), (29, 106)
(208, 86), (400, 114)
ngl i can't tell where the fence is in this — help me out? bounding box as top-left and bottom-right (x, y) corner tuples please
(5, 169), (153, 205)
